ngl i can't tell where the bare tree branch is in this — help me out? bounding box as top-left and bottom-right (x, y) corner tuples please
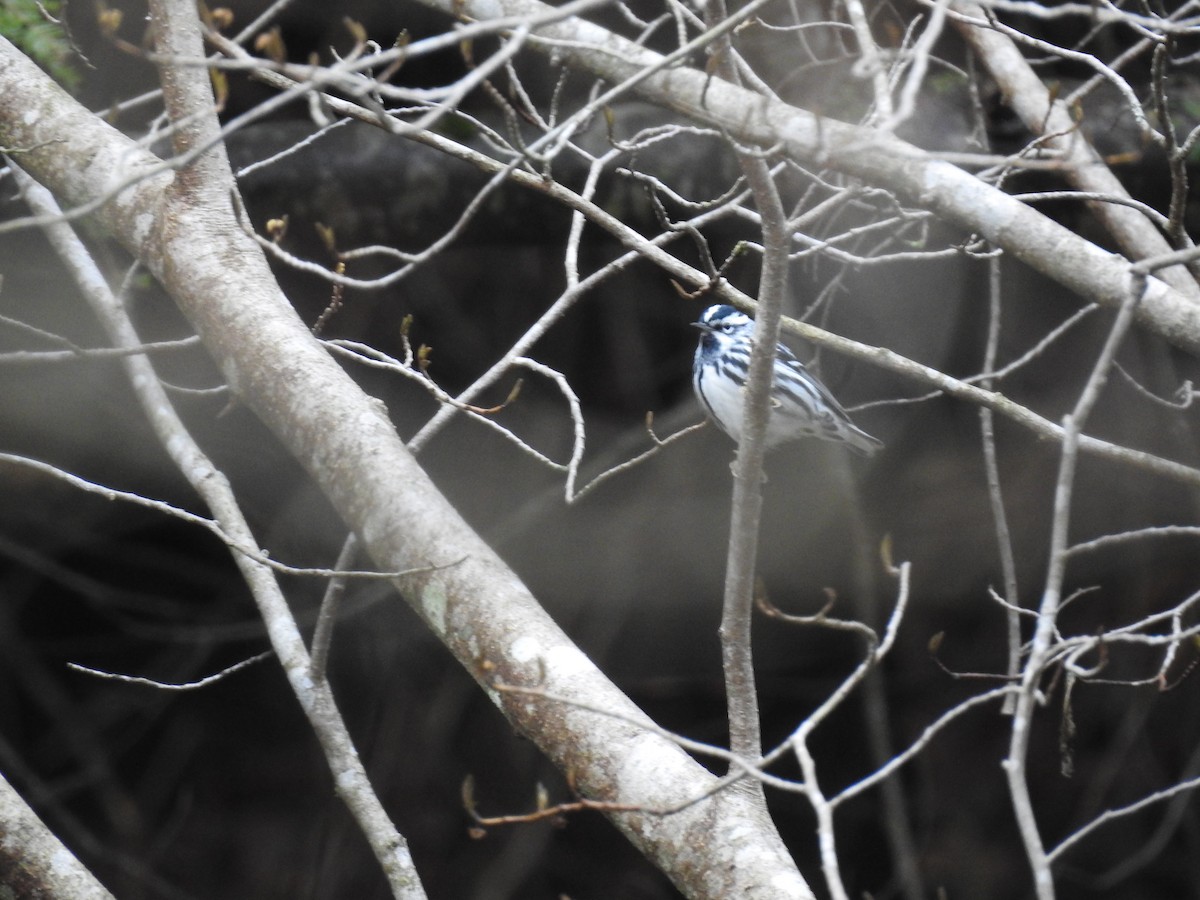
(951, 0), (1200, 299)
(0, 772), (116, 900)
(405, 0), (1200, 355)
(198, 29), (1200, 489)
(0, 21), (814, 900)
(13, 127), (429, 899)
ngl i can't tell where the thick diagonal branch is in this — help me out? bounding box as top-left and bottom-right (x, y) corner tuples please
(0, 30), (812, 900)
(408, 0), (1200, 355)
(951, 1), (1200, 300)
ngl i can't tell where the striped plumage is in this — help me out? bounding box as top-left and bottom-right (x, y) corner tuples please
(691, 304), (882, 456)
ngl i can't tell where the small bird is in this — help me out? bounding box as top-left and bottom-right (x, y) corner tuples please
(692, 304), (882, 456)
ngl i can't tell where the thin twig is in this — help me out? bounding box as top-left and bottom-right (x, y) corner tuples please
(68, 653), (273, 690)
(1004, 270), (1147, 900)
(979, 255), (1022, 714)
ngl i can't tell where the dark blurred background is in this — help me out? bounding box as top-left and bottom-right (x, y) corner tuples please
(4, 1), (1200, 898)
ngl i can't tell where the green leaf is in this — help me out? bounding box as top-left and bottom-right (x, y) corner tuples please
(0, 0), (80, 91)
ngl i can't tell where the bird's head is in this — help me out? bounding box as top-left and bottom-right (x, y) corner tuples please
(692, 304), (753, 341)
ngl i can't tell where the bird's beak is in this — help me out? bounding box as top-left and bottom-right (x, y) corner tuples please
(691, 321), (710, 332)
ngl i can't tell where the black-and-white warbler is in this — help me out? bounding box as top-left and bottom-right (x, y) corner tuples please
(692, 304), (882, 456)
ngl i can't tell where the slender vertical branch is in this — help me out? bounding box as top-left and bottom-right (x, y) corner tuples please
(1004, 274), (1146, 900)
(979, 255), (1022, 714)
(718, 154), (788, 772)
(844, 0), (894, 124)
(310, 534), (361, 681)
(784, 562), (912, 900)
(701, 0), (790, 787)
(884, 0), (952, 133)
(150, 0), (234, 198)
(1149, 41), (1193, 253)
